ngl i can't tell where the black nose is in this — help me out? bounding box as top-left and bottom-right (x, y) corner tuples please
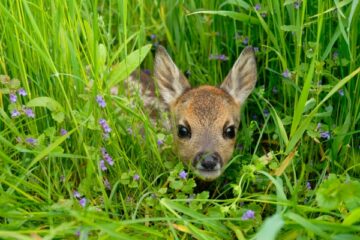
(195, 152), (221, 170)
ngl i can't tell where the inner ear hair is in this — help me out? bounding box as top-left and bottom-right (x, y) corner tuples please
(220, 46), (257, 105)
(154, 45), (191, 105)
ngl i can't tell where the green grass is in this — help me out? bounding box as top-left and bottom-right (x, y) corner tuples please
(1, 0), (360, 239)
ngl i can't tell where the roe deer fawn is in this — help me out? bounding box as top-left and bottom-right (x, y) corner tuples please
(148, 46), (257, 181)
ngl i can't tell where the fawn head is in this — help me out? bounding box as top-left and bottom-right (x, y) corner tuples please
(154, 46), (257, 181)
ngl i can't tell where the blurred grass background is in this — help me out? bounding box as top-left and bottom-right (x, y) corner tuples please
(0, 0), (360, 239)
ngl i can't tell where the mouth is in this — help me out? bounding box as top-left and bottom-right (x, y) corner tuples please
(195, 168), (222, 181)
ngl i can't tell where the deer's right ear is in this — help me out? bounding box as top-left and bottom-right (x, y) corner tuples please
(220, 47), (257, 105)
(154, 46), (190, 105)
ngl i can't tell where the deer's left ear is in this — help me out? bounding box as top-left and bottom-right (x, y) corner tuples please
(220, 47), (257, 105)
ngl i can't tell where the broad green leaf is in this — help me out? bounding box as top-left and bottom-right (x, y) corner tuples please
(169, 180), (183, 190)
(189, 10), (259, 25)
(343, 207), (360, 226)
(51, 111), (65, 123)
(26, 97), (65, 122)
(348, 0), (359, 32)
(97, 43), (107, 71)
(26, 97), (64, 112)
(316, 174), (342, 209)
(258, 171), (287, 201)
(270, 106), (289, 145)
(255, 213), (284, 240)
(108, 44), (152, 87)
(219, 0), (250, 9)
(303, 98), (316, 113)
(290, 59), (316, 137)
(280, 25), (298, 32)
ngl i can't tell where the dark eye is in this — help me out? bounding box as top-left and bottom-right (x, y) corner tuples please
(223, 126), (236, 139)
(178, 125), (191, 138)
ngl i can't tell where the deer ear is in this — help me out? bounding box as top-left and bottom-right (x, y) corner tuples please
(154, 46), (190, 105)
(220, 47), (257, 105)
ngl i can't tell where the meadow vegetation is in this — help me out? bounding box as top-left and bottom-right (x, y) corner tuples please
(1, 0), (360, 239)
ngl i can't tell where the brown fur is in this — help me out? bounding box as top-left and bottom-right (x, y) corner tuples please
(149, 45), (257, 181)
(171, 86), (240, 169)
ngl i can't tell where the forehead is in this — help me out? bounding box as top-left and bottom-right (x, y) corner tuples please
(173, 86), (239, 124)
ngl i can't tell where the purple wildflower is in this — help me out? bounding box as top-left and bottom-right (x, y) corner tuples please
(104, 152), (112, 161)
(338, 89), (344, 96)
(73, 190), (81, 198)
(133, 174), (140, 181)
(25, 137), (37, 145)
(18, 88), (27, 96)
(100, 160), (107, 171)
(179, 170), (187, 179)
(127, 127), (133, 135)
(157, 139), (164, 146)
(104, 178), (111, 190)
(263, 108), (270, 117)
(100, 148), (114, 166)
(11, 109), (21, 118)
(104, 154), (114, 166)
(255, 3), (261, 11)
(96, 95), (106, 108)
(242, 36), (249, 45)
(79, 197), (86, 207)
(60, 128), (68, 136)
(320, 131), (330, 140)
(218, 54), (228, 61)
(99, 118), (111, 133)
(333, 50), (339, 60)
(281, 69), (291, 78)
(242, 210), (255, 220)
(143, 69), (151, 75)
(24, 108), (35, 118)
(150, 34), (157, 40)
(253, 47), (259, 52)
(209, 54), (229, 61)
(306, 181), (312, 190)
(9, 93), (17, 103)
